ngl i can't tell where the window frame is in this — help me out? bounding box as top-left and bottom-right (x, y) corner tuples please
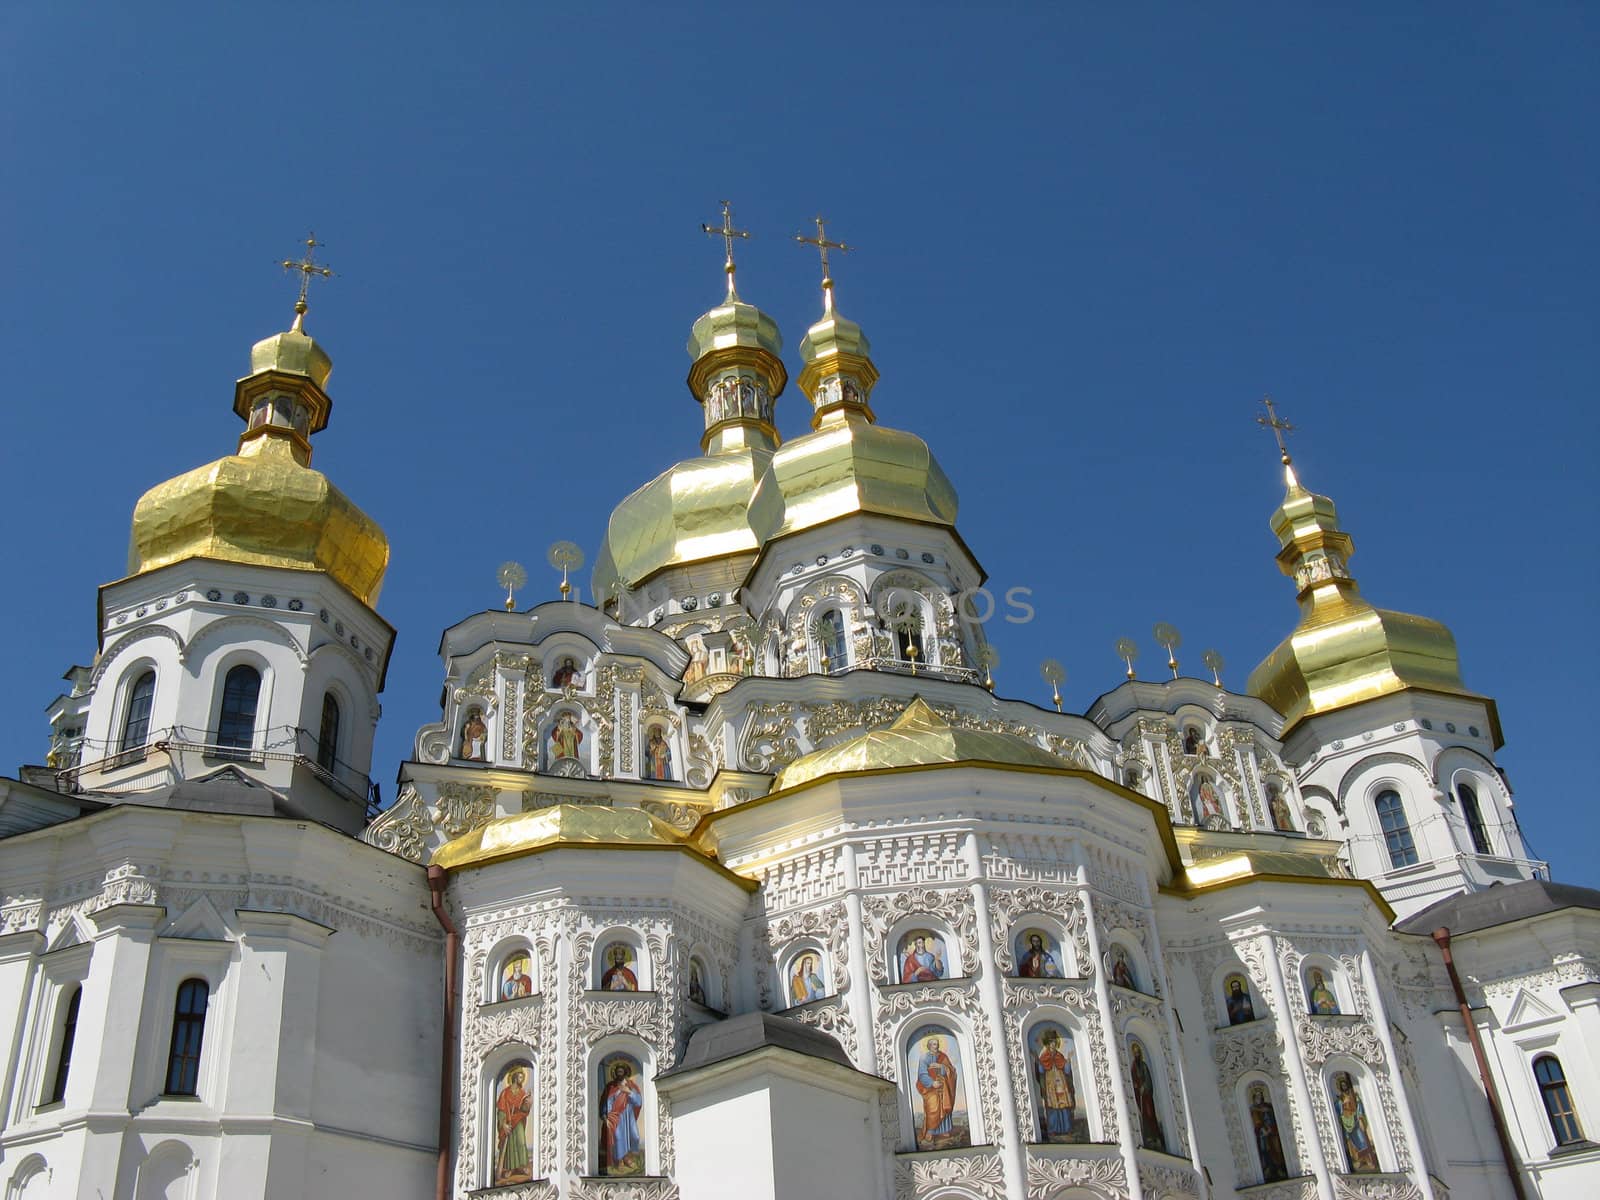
(316, 691), (341, 771)
(45, 985), (82, 1106)
(119, 669), (157, 753)
(1457, 782), (1492, 856)
(1374, 789), (1419, 869)
(163, 978), (210, 1097)
(1534, 1054), (1584, 1146)
(814, 608), (849, 672)
(215, 664), (262, 752)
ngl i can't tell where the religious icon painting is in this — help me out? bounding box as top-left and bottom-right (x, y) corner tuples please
(1108, 944), (1140, 992)
(549, 710), (583, 764)
(906, 1024), (971, 1151)
(1330, 1071), (1381, 1173)
(1223, 973), (1256, 1025)
(896, 930), (950, 984)
(499, 952), (534, 1000)
(1013, 928), (1065, 979)
(1190, 772), (1226, 827)
(597, 1053), (646, 1177)
(550, 656), (581, 690)
(1305, 967), (1340, 1015)
(1028, 1022), (1087, 1143)
(1248, 1083), (1290, 1182)
(642, 724), (673, 781)
(492, 1060), (535, 1186)
(1127, 1036), (1167, 1153)
(687, 958), (708, 1007)
(599, 943), (640, 992)
(787, 951), (827, 1006)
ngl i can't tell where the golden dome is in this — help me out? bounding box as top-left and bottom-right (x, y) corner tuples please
(773, 698), (1067, 791)
(126, 322), (389, 607)
(1246, 466), (1494, 740)
(750, 297), (958, 543)
(755, 415), (958, 541)
(431, 803), (685, 870)
(592, 446), (783, 597)
(593, 288), (787, 596)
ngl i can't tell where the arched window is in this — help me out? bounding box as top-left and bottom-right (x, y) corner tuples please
(1535, 1055), (1584, 1145)
(317, 692), (341, 771)
(46, 985), (81, 1105)
(1375, 790), (1418, 868)
(120, 670), (156, 753)
(216, 665), (261, 751)
(1457, 783), (1492, 855)
(164, 979), (209, 1096)
(815, 609), (848, 671)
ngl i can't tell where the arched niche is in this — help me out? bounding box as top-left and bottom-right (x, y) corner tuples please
(591, 927), (650, 992)
(779, 941), (830, 1008)
(483, 1045), (538, 1188)
(484, 936), (537, 1004)
(589, 1037), (654, 1178)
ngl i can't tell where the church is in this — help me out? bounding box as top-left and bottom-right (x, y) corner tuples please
(0, 221), (1595, 1200)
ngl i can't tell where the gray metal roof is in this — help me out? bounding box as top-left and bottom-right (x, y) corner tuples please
(1396, 879), (1600, 936)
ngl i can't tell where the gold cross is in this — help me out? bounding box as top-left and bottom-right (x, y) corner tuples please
(700, 201), (750, 300)
(280, 233), (334, 328)
(794, 216), (853, 312)
(1257, 396), (1296, 465)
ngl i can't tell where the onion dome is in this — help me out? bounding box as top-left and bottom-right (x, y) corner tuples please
(1245, 461), (1496, 742)
(592, 256), (787, 600)
(126, 317), (389, 606)
(750, 269), (957, 544)
(773, 697), (1066, 790)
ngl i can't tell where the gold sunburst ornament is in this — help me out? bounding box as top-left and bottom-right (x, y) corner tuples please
(1115, 637), (1139, 681)
(1153, 623), (1182, 678)
(497, 561), (528, 611)
(975, 644), (999, 691)
(1202, 648), (1225, 687)
(547, 541), (584, 600)
(1040, 659), (1065, 712)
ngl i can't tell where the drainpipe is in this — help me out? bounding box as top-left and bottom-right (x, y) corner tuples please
(1431, 928), (1528, 1200)
(428, 865), (460, 1200)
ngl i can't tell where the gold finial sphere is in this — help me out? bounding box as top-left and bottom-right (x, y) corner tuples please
(1202, 648), (1225, 686)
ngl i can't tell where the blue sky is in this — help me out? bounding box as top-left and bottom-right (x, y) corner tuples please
(2, 6), (1594, 883)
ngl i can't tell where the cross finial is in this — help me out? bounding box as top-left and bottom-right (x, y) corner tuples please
(280, 233), (334, 331)
(1257, 396), (1296, 466)
(794, 216), (854, 313)
(700, 201), (751, 301)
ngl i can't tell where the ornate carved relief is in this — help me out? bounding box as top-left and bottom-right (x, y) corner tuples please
(998, 979), (1119, 1141)
(862, 887), (978, 985)
(893, 1148), (1007, 1200)
(986, 884), (1091, 978)
(568, 1179), (680, 1200)
(1025, 1151), (1128, 1199)
(1138, 1159), (1204, 1200)
(364, 782), (432, 863)
(1331, 1175), (1424, 1200)
(433, 782), (498, 840)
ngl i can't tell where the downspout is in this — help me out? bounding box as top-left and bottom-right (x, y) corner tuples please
(1431, 927), (1528, 1200)
(428, 865), (460, 1200)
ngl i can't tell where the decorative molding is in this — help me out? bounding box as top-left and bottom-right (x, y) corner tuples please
(893, 1148), (1007, 1200)
(1024, 1150), (1128, 1199)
